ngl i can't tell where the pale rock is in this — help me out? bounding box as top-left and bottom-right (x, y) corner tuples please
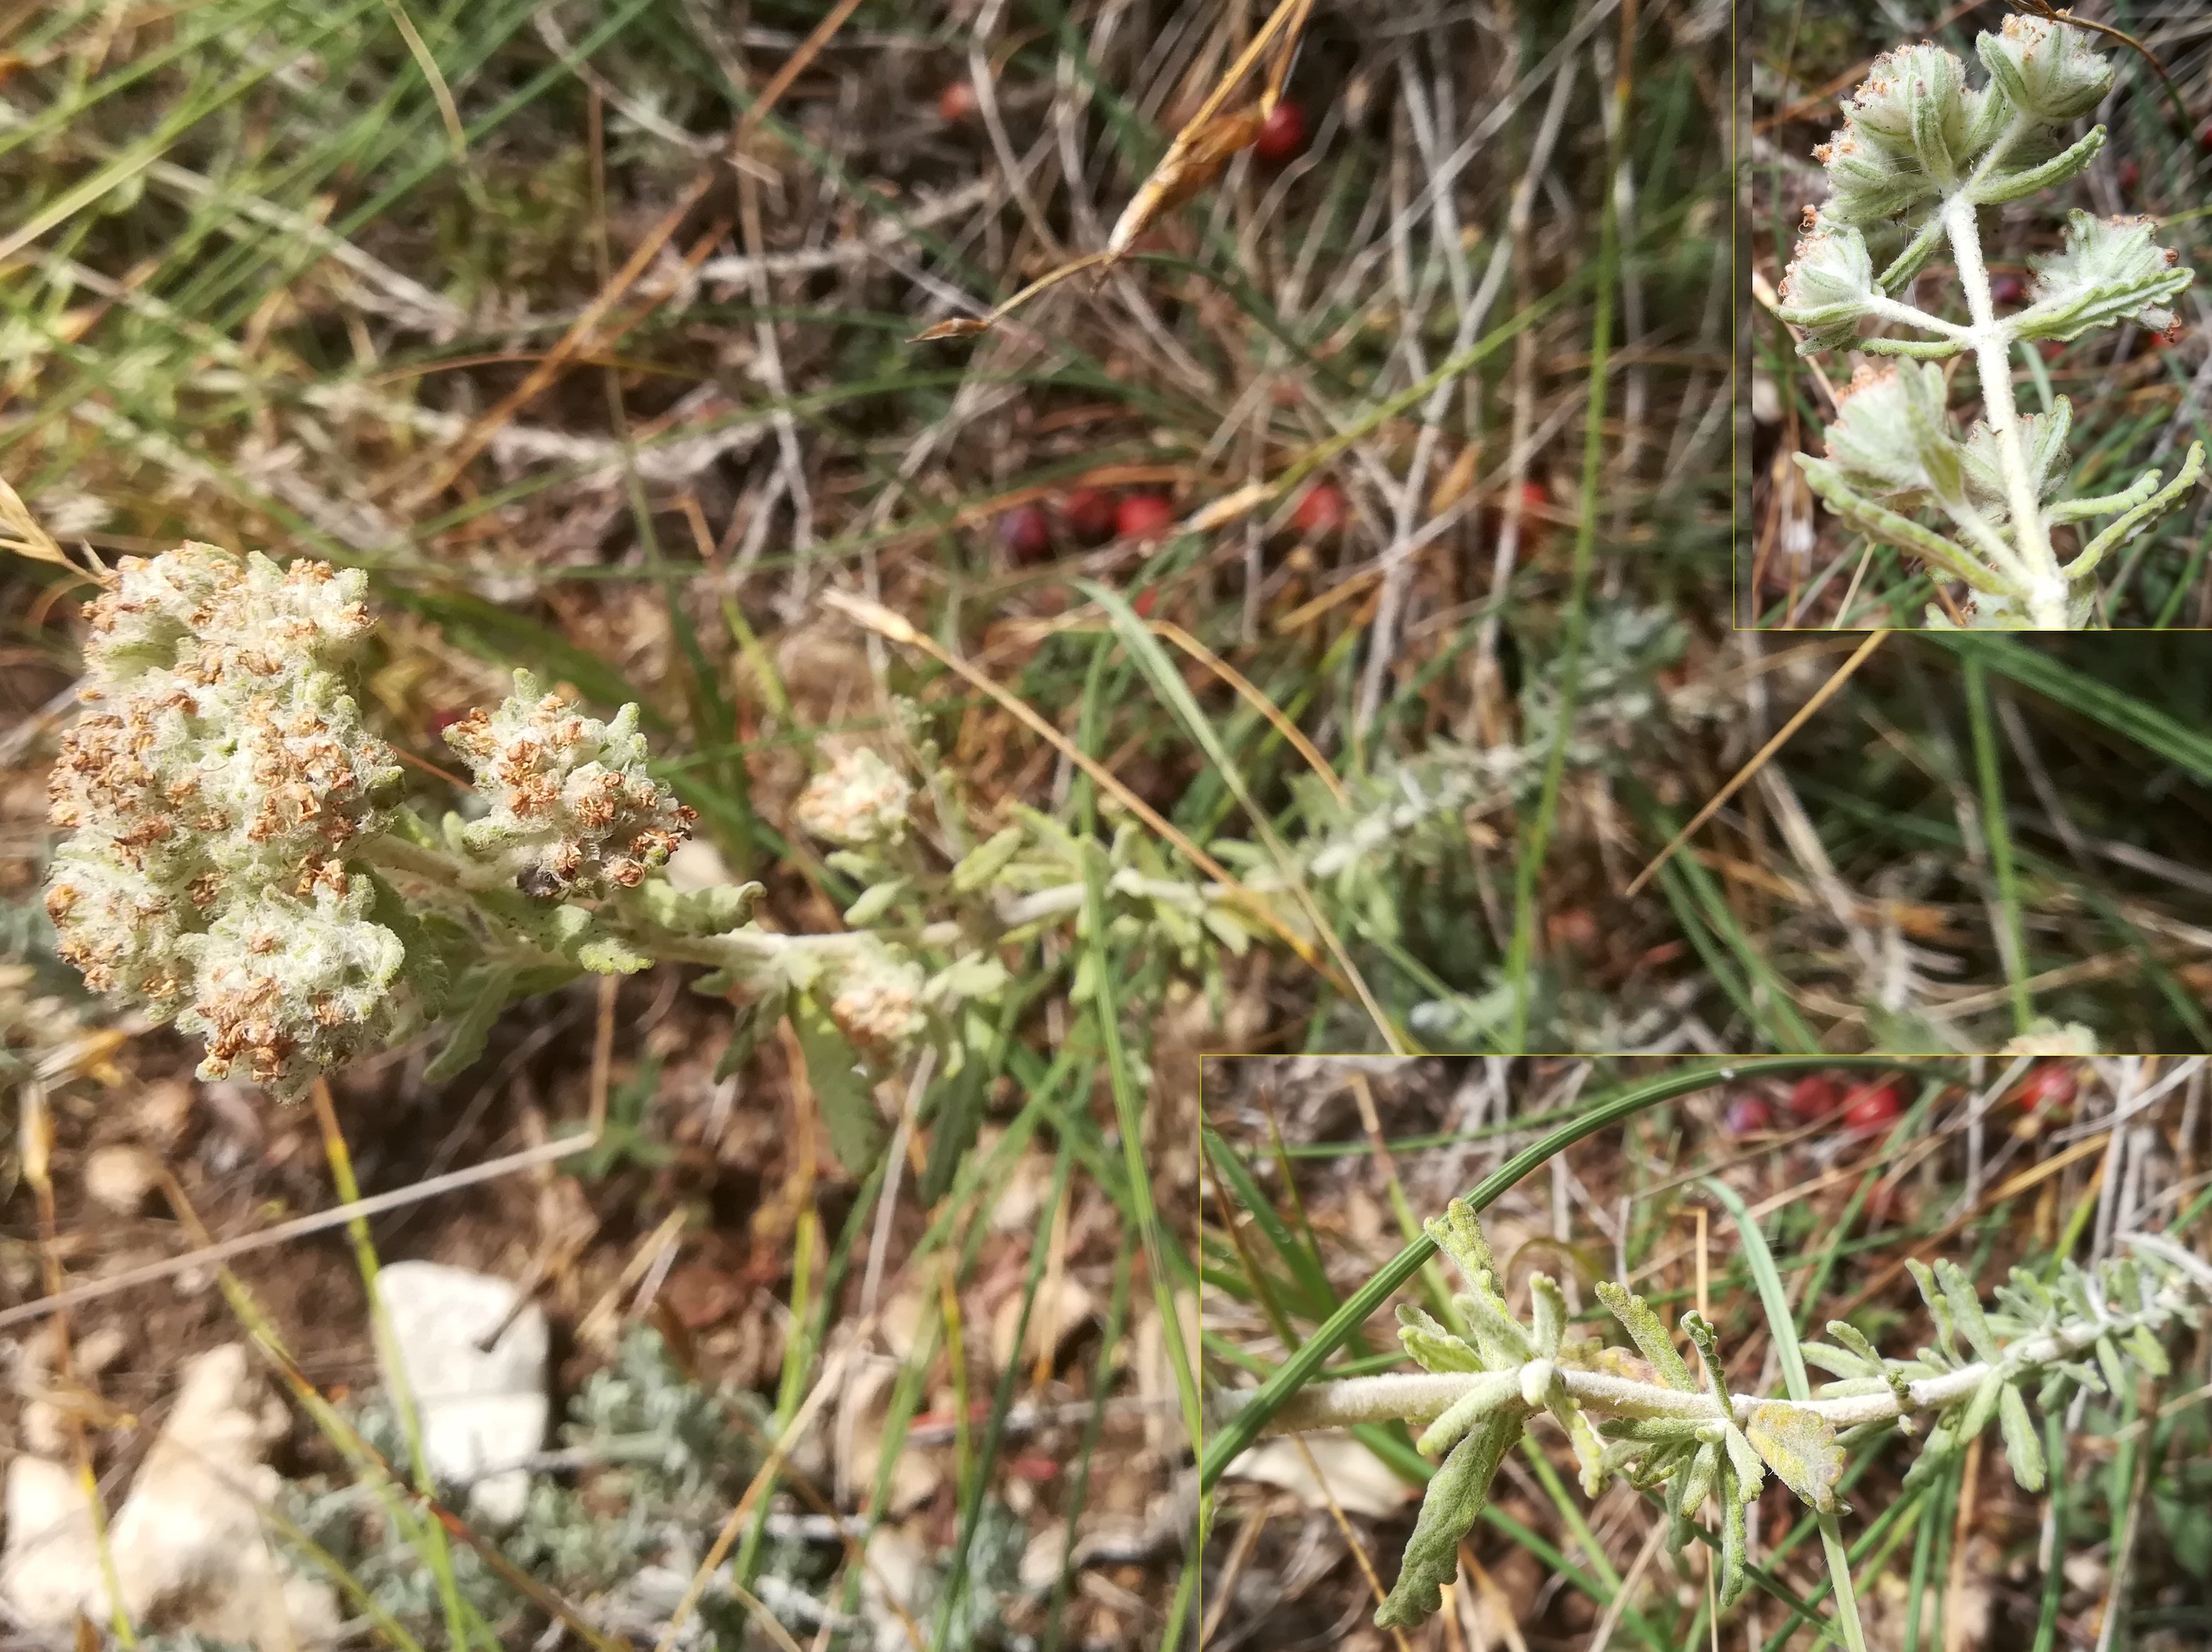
(1018, 1522), (1069, 1593)
(375, 1260), (549, 1527)
(133, 1077), (197, 1146)
(20, 1399), (66, 1457)
(859, 1524), (928, 1652)
(75, 1327), (128, 1375)
(107, 1343), (340, 1651)
(1227, 1434), (1414, 1521)
(1, 1344), (342, 1652)
(83, 1143), (163, 1213)
(981, 1135), (1053, 1235)
(0, 1454), (105, 1630)
(1130, 1292), (1200, 1452)
(833, 1356), (941, 1515)
(2063, 1552), (2108, 1595)
(989, 1274), (1096, 1369)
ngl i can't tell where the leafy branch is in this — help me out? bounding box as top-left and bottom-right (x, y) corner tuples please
(1212, 1198), (2208, 1632)
(1775, 18), (2201, 629)
(40, 546), (1694, 1165)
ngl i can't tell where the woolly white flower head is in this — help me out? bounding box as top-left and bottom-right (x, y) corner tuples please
(443, 673), (694, 897)
(826, 939), (927, 1056)
(792, 747), (911, 850)
(45, 545), (412, 1092)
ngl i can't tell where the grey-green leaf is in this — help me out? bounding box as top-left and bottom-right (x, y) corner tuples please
(1936, 1259), (2000, 1362)
(1398, 1306), (1485, 1375)
(1996, 1383), (2046, 1492)
(423, 964), (516, 1082)
(1908, 1259), (1961, 1360)
(1718, 1465), (1751, 1610)
(1415, 1372), (1520, 1457)
(949, 824), (1025, 894)
(1530, 1274), (1567, 1359)
(1747, 1402), (1845, 1514)
(1427, 1197), (1497, 1286)
(1596, 1281), (1696, 1392)
(790, 990), (887, 1173)
(1374, 1410), (1524, 1630)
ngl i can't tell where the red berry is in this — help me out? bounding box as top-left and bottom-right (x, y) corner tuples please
(1253, 101), (1309, 166)
(1115, 492), (1177, 540)
(2119, 158), (2141, 192)
(1988, 272), (2024, 307)
(1842, 1079), (1905, 1132)
(1060, 485), (1119, 546)
(1788, 1074), (1843, 1122)
(1132, 588), (1159, 619)
(1291, 481), (1347, 537)
(938, 80), (979, 123)
(2013, 1062), (2078, 1121)
(1724, 1094), (1775, 1135)
(997, 502), (1051, 564)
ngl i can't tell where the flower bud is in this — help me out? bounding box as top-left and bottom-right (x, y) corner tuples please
(1816, 44), (2010, 223)
(1817, 362), (1963, 500)
(1977, 16), (2112, 124)
(792, 747), (912, 850)
(1813, 122), (1938, 227)
(443, 674), (694, 897)
(81, 543), (378, 696)
(1844, 45), (1969, 152)
(46, 545), (414, 1096)
(2016, 211), (2192, 345)
(1777, 216), (1878, 349)
(179, 879), (411, 1091)
(826, 939), (927, 1056)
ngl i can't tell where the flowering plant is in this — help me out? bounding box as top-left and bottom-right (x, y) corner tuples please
(40, 548), (1705, 1151)
(1775, 18), (2201, 629)
(39, 546), (953, 1155)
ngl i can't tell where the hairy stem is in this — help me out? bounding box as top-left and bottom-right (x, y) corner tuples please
(1941, 197), (2066, 625)
(1215, 1276), (2187, 1439)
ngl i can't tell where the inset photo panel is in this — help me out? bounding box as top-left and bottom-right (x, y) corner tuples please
(1747, 1), (2207, 629)
(1197, 1052), (2211, 1649)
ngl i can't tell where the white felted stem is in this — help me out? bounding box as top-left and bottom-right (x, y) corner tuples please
(1215, 1275), (2190, 1441)
(1940, 198), (2068, 626)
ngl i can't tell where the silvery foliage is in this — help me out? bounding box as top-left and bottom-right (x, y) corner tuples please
(36, 546), (994, 1160)
(283, 1327), (767, 1633)
(1775, 19), (2202, 629)
(44, 548), (1692, 1132)
(1362, 1201), (2202, 1630)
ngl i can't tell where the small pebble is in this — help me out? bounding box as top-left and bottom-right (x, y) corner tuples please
(84, 1144), (161, 1214)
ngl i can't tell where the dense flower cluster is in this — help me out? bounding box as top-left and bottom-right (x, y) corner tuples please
(442, 676), (694, 897)
(45, 546), (413, 1090)
(823, 938), (928, 1056)
(791, 746), (911, 849)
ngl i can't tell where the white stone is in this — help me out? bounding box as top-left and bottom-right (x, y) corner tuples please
(1227, 1434), (1414, 1521)
(0, 1344), (341, 1652)
(83, 1143), (161, 1213)
(375, 1260), (549, 1526)
(0, 1454), (105, 1630)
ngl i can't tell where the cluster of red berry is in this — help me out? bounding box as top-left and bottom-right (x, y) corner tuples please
(995, 479), (1348, 567)
(994, 487), (1168, 564)
(1723, 1062), (2078, 1138)
(1724, 1073), (1905, 1136)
